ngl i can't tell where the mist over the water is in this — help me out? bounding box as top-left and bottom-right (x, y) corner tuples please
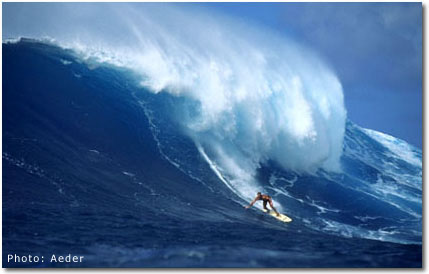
(4, 3), (347, 199)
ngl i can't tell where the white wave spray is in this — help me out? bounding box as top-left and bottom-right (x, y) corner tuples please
(4, 3), (347, 201)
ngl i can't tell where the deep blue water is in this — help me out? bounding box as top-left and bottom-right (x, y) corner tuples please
(3, 40), (422, 267)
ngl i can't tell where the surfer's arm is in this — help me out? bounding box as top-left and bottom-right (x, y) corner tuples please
(245, 198), (258, 209)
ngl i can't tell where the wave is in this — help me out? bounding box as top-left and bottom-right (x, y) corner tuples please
(3, 2), (421, 248)
(3, 3), (347, 206)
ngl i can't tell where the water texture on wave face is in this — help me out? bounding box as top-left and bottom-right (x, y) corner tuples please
(3, 3), (422, 268)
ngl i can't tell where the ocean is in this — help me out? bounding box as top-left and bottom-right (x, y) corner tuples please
(2, 39), (422, 268)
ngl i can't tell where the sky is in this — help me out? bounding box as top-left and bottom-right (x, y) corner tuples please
(196, 2), (422, 148)
(3, 2), (422, 148)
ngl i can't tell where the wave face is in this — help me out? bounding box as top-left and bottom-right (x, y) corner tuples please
(5, 1), (346, 206)
(3, 3), (422, 268)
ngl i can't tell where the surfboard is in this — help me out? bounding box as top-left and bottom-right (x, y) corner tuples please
(262, 209), (292, 223)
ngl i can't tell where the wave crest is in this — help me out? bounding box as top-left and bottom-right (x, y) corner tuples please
(4, 3), (347, 189)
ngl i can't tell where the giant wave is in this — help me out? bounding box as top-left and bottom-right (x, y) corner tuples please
(3, 3), (422, 268)
(7, 2), (346, 201)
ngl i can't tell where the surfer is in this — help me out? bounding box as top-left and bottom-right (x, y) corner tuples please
(245, 192), (280, 216)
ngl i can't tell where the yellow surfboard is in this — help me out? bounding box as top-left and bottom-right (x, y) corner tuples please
(262, 209), (292, 223)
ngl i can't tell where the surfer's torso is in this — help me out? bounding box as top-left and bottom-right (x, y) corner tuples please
(258, 194), (271, 201)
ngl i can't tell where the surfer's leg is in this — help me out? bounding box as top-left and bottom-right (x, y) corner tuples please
(269, 201), (280, 216)
(263, 200), (268, 210)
